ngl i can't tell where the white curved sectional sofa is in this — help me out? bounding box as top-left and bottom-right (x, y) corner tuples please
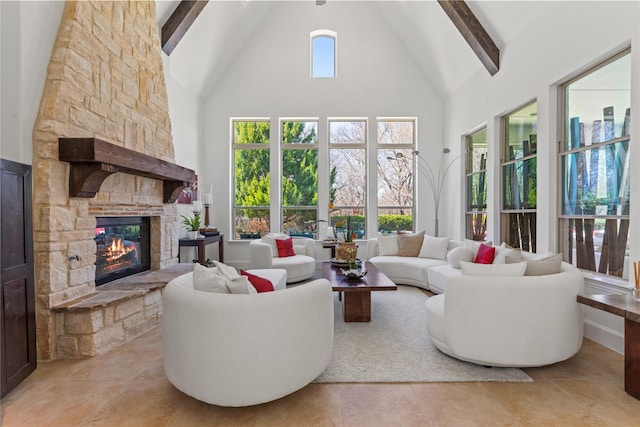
(163, 272), (334, 407)
(367, 237), (454, 289)
(425, 263), (585, 367)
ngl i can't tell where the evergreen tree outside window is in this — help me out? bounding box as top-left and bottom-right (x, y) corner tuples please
(559, 50), (631, 278)
(311, 30), (336, 78)
(233, 120), (271, 239)
(465, 127), (488, 240)
(377, 119), (416, 233)
(501, 102), (537, 251)
(281, 120), (319, 237)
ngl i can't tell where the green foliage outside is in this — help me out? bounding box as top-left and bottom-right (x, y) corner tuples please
(377, 215), (413, 233)
(235, 121), (318, 235)
(120, 226), (141, 240)
(282, 121), (318, 207)
(234, 121), (270, 220)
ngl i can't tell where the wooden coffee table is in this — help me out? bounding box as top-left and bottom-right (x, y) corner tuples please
(316, 261), (397, 322)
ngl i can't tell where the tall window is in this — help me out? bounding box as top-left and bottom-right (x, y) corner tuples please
(233, 120), (271, 239)
(465, 127), (488, 240)
(559, 50), (631, 278)
(377, 119), (416, 233)
(329, 119), (366, 240)
(501, 102), (537, 251)
(281, 120), (319, 237)
(311, 30), (336, 78)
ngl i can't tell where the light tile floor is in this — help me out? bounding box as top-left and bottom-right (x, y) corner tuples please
(1, 326), (639, 426)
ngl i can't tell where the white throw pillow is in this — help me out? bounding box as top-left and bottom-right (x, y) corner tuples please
(227, 276), (257, 294)
(211, 260), (241, 279)
(463, 239), (493, 259)
(520, 250), (553, 261)
(460, 261), (527, 276)
(523, 253), (563, 276)
(192, 263), (230, 293)
(447, 246), (474, 268)
(419, 235), (450, 260)
(493, 243), (522, 264)
(261, 233), (288, 258)
(378, 233), (399, 256)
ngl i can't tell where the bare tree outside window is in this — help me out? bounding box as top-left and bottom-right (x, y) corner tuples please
(329, 120), (367, 238)
(377, 120), (416, 233)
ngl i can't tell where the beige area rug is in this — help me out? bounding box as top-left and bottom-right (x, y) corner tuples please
(313, 285), (533, 383)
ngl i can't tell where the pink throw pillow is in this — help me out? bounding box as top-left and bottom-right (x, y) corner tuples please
(474, 243), (496, 264)
(276, 237), (296, 257)
(240, 270), (274, 293)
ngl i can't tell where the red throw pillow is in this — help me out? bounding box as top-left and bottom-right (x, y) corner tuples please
(474, 243), (495, 264)
(276, 237), (296, 257)
(240, 270), (274, 293)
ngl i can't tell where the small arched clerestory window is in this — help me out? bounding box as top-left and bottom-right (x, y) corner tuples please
(310, 30), (337, 78)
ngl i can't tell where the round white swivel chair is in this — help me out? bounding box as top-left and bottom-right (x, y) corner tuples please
(163, 273), (334, 407)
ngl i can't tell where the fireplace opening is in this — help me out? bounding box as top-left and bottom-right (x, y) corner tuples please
(95, 216), (151, 286)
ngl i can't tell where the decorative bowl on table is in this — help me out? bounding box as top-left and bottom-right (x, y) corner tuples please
(340, 268), (367, 280)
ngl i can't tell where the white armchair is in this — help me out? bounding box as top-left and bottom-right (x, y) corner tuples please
(249, 237), (316, 283)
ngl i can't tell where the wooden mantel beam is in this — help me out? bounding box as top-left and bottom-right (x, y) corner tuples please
(162, 1), (209, 56)
(59, 138), (196, 203)
(438, 0), (500, 76)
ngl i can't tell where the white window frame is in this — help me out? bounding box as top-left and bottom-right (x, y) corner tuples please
(375, 117), (417, 234)
(310, 29), (337, 79)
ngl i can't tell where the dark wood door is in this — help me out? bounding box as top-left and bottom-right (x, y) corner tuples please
(1, 159), (36, 397)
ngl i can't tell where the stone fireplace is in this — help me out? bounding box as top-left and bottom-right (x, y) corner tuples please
(32, 1), (191, 359)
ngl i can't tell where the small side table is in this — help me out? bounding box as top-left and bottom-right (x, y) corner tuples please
(577, 293), (640, 400)
(178, 234), (224, 265)
(322, 241), (338, 259)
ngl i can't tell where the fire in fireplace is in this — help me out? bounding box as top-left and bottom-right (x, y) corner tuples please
(95, 216), (151, 285)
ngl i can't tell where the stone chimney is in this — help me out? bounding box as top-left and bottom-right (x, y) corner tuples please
(32, 1), (181, 360)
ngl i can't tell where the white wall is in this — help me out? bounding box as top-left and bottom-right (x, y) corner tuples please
(163, 53), (203, 260)
(443, 1), (640, 353)
(0, 0), (64, 164)
(201, 2), (445, 266)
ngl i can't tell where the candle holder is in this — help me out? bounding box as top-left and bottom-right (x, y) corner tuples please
(202, 193), (213, 227)
(191, 200), (202, 216)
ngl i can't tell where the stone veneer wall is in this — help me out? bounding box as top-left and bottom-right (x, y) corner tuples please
(32, 1), (180, 359)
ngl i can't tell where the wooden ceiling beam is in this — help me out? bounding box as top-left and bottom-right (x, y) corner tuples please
(161, 0), (209, 56)
(438, 0), (500, 76)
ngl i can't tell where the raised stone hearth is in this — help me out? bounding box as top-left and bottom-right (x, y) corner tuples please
(52, 264), (193, 358)
(32, 1), (187, 359)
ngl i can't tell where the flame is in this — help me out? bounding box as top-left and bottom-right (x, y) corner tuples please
(109, 237), (127, 255)
(104, 236), (137, 263)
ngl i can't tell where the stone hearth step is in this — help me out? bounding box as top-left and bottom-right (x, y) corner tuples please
(51, 263), (195, 358)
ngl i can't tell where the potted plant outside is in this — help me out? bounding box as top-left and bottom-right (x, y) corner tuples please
(181, 212), (201, 239)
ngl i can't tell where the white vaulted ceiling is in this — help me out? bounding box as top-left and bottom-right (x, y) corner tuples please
(154, 1), (550, 99)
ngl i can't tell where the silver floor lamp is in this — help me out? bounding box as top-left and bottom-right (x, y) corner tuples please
(412, 148), (461, 237)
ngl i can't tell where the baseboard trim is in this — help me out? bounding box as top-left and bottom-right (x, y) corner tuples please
(583, 319), (624, 354)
